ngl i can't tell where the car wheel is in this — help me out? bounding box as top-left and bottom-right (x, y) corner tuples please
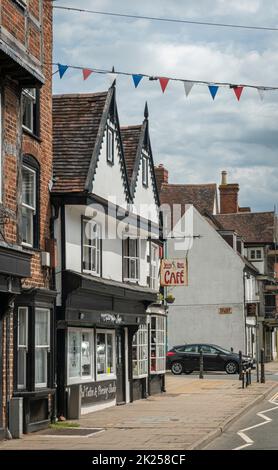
(171, 361), (183, 375)
(225, 361), (238, 374)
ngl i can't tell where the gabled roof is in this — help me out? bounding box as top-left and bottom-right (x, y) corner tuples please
(53, 91), (108, 193)
(160, 183), (217, 215)
(121, 111), (160, 206)
(214, 212), (276, 244)
(52, 86), (130, 199)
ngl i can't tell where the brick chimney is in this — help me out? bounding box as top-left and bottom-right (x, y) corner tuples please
(219, 171), (239, 214)
(155, 164), (168, 192)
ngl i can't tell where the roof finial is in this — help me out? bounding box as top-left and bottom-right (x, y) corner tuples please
(110, 66), (116, 88)
(144, 101), (149, 120)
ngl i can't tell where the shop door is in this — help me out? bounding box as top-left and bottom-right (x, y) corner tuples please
(116, 329), (125, 404)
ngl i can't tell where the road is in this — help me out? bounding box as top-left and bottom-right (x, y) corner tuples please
(206, 388), (278, 450)
(168, 369), (278, 382)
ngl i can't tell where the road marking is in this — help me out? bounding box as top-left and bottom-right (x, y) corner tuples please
(234, 391), (278, 450)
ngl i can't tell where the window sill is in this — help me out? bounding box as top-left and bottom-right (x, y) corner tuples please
(83, 270), (101, 278)
(96, 374), (116, 381)
(21, 244), (41, 254)
(22, 127), (42, 143)
(133, 374), (148, 379)
(67, 377), (95, 386)
(150, 370), (166, 375)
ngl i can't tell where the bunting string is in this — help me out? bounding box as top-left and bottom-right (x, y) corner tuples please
(52, 62), (278, 101)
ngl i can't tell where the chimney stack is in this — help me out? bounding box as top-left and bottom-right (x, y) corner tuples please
(219, 171), (239, 214)
(154, 164), (168, 192)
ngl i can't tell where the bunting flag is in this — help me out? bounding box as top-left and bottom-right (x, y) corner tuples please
(233, 86), (244, 101)
(58, 63), (69, 79)
(208, 85), (219, 100)
(83, 68), (93, 80)
(184, 81), (194, 97)
(132, 74), (143, 88)
(159, 77), (170, 93)
(257, 88), (265, 100)
(53, 62), (276, 102)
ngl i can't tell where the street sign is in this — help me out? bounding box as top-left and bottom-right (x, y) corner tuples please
(160, 258), (188, 286)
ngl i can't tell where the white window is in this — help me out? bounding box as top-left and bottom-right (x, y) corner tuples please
(35, 309), (50, 388)
(17, 307), (28, 389)
(142, 153), (148, 187)
(82, 218), (101, 275)
(68, 329), (94, 384)
(22, 165), (36, 247)
(123, 237), (139, 283)
(107, 127), (114, 164)
(0, 94), (2, 203)
(22, 88), (37, 134)
(150, 243), (159, 290)
(249, 248), (263, 260)
(132, 325), (148, 378)
(150, 316), (166, 374)
(96, 330), (116, 379)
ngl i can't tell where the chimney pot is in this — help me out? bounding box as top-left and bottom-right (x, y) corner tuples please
(221, 170), (227, 185)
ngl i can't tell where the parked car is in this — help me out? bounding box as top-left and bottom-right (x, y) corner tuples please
(166, 343), (253, 375)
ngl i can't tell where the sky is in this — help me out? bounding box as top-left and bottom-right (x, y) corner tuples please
(53, 0), (278, 212)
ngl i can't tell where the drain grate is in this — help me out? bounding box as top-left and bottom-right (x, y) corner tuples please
(39, 427), (104, 437)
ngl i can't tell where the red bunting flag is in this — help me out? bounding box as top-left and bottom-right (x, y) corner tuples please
(83, 68), (93, 80)
(159, 77), (170, 93)
(233, 86), (244, 101)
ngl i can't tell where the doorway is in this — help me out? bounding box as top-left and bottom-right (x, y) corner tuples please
(116, 328), (126, 404)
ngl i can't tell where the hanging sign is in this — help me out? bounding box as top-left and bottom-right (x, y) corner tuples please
(160, 259), (188, 286)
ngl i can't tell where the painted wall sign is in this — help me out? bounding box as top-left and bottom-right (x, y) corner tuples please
(81, 380), (116, 405)
(160, 259), (188, 286)
(219, 307), (232, 314)
(100, 313), (123, 325)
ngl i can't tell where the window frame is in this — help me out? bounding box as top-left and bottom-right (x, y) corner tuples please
(21, 156), (40, 249)
(150, 315), (166, 375)
(34, 308), (50, 389)
(106, 126), (114, 165)
(17, 307), (28, 390)
(123, 237), (140, 283)
(21, 164), (36, 247)
(67, 328), (95, 385)
(81, 217), (101, 276)
(150, 242), (159, 290)
(142, 152), (149, 187)
(96, 329), (116, 381)
(0, 92), (2, 203)
(249, 248), (263, 261)
(132, 324), (148, 378)
(22, 88), (39, 137)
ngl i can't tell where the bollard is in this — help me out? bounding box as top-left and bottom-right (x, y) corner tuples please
(199, 350), (204, 379)
(260, 348), (265, 384)
(248, 366), (252, 386)
(239, 350), (243, 381)
(242, 368), (245, 389)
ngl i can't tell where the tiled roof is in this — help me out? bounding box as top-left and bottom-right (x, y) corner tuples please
(52, 92), (108, 192)
(215, 212), (276, 243)
(160, 183), (217, 215)
(121, 125), (142, 183)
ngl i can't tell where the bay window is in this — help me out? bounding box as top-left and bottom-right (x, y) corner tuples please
(150, 316), (166, 374)
(68, 329), (94, 384)
(17, 307), (28, 389)
(132, 325), (148, 378)
(35, 308), (50, 388)
(82, 218), (101, 275)
(123, 237), (139, 283)
(96, 330), (116, 379)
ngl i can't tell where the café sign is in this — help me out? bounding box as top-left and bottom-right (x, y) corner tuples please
(160, 259), (188, 287)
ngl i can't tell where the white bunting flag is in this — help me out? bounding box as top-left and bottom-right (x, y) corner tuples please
(257, 88), (265, 101)
(184, 81), (194, 97)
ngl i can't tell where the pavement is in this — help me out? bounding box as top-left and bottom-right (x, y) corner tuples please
(0, 362), (278, 450)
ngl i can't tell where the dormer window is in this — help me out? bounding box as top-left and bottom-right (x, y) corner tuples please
(142, 153), (148, 187)
(249, 248), (263, 261)
(107, 126), (114, 164)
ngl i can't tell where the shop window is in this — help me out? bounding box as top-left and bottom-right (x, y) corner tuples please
(82, 218), (101, 276)
(150, 243), (159, 290)
(150, 316), (166, 374)
(96, 330), (116, 379)
(68, 329), (94, 384)
(17, 307), (28, 389)
(106, 126), (114, 164)
(123, 237), (139, 283)
(142, 153), (148, 187)
(35, 308), (50, 388)
(22, 88), (39, 136)
(132, 325), (148, 378)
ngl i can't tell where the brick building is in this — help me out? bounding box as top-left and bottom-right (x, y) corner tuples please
(0, 0), (55, 438)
